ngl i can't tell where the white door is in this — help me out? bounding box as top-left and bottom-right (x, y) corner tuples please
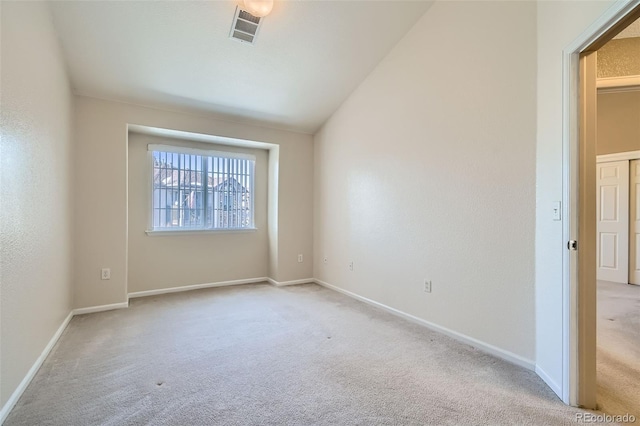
(629, 160), (640, 285)
(596, 160), (629, 283)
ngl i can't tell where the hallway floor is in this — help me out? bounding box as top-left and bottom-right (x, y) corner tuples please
(597, 280), (640, 418)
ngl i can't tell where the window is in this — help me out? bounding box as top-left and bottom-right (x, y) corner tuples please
(149, 144), (255, 232)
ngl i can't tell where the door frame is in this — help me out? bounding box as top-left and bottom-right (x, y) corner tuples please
(562, 0), (640, 407)
(597, 151), (640, 163)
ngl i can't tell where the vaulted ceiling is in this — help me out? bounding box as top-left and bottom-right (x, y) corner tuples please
(49, 1), (434, 134)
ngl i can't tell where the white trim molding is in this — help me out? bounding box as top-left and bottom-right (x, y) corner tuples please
(0, 312), (74, 424)
(72, 302), (130, 316)
(597, 75), (640, 93)
(596, 150), (640, 163)
(127, 124), (279, 151)
(535, 366), (562, 398)
(314, 279), (535, 371)
(128, 277), (269, 299)
(267, 277), (315, 287)
(145, 228), (258, 236)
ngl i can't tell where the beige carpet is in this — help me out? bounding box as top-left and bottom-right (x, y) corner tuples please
(597, 280), (640, 418)
(6, 283), (600, 425)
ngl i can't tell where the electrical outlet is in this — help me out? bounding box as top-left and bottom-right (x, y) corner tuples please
(424, 280), (432, 293)
(349, 261), (354, 271)
(101, 268), (111, 280)
(298, 254), (303, 263)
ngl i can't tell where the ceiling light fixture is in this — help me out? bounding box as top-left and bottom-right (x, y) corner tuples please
(243, 0), (273, 18)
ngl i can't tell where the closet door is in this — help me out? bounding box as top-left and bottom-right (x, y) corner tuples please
(596, 160), (629, 283)
(629, 160), (640, 285)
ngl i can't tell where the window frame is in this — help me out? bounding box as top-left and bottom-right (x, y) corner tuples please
(145, 144), (257, 235)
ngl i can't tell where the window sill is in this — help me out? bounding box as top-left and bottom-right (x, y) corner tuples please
(145, 228), (258, 236)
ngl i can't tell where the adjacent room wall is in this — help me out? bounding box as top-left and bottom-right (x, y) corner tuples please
(314, 1), (537, 363)
(598, 37), (640, 78)
(74, 97), (313, 309)
(536, 0), (617, 398)
(597, 91), (640, 155)
(0, 1), (74, 409)
(127, 133), (269, 292)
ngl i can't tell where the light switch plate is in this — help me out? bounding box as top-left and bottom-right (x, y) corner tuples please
(552, 201), (561, 221)
(101, 268), (111, 280)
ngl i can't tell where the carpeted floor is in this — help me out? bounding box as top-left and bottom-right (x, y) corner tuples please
(597, 280), (640, 418)
(6, 283), (601, 425)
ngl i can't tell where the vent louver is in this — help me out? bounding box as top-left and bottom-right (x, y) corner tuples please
(230, 7), (262, 45)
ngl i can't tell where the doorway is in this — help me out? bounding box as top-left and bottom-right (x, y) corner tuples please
(593, 39), (640, 414)
(566, 1), (640, 411)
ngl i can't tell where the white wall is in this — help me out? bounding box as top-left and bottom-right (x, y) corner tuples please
(74, 97), (313, 309)
(0, 1), (74, 408)
(127, 133), (270, 292)
(314, 1), (537, 363)
(535, 0), (616, 397)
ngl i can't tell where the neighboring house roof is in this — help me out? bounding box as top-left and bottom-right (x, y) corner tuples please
(153, 166), (248, 192)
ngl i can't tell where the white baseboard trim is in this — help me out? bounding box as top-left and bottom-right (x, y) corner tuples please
(72, 302), (129, 316)
(535, 365), (562, 397)
(0, 311), (74, 424)
(127, 277), (269, 299)
(267, 277), (315, 287)
(314, 279), (535, 371)
(1, 277), (539, 423)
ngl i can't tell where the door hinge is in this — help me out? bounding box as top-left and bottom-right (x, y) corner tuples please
(568, 240), (578, 251)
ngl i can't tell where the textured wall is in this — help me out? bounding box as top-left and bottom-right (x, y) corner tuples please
(127, 134), (270, 292)
(0, 1), (74, 407)
(74, 97), (313, 309)
(597, 91), (640, 155)
(598, 37), (640, 78)
(314, 1), (537, 363)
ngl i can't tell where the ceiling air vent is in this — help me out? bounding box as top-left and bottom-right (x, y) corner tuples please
(230, 7), (262, 45)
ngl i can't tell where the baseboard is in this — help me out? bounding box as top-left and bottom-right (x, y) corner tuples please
(535, 365), (562, 397)
(72, 302), (130, 316)
(314, 279), (535, 371)
(0, 277), (537, 424)
(267, 277), (315, 287)
(127, 277), (269, 299)
(0, 311), (74, 424)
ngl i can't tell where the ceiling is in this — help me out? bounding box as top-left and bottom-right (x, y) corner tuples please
(49, 1), (433, 134)
(615, 16), (640, 39)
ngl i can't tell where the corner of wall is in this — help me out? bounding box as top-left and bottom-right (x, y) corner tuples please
(268, 145), (280, 281)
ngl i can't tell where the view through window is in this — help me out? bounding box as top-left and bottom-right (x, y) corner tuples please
(150, 145), (255, 231)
